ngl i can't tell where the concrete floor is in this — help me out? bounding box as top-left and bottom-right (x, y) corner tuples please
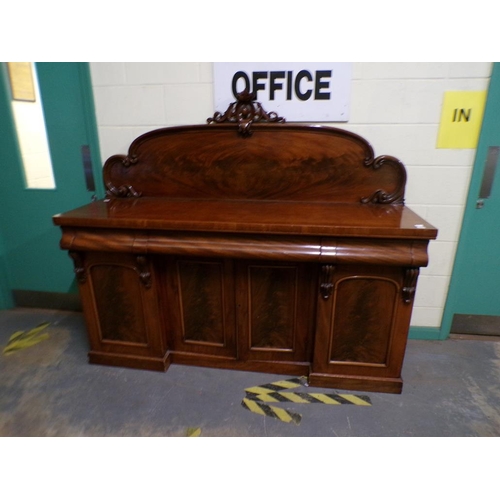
(1, 307), (500, 437)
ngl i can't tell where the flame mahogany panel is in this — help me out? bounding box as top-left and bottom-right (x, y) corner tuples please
(77, 252), (167, 371)
(103, 125), (406, 205)
(91, 264), (148, 344)
(249, 265), (297, 350)
(163, 257), (237, 359)
(329, 276), (398, 364)
(236, 261), (317, 364)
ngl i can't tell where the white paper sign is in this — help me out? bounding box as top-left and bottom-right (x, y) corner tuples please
(213, 62), (351, 122)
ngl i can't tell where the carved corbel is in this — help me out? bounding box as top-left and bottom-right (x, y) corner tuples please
(320, 265), (335, 300)
(69, 252), (86, 284)
(402, 268), (419, 303)
(135, 255), (152, 289)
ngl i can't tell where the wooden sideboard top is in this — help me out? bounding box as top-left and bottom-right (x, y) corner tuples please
(54, 93), (437, 242)
(53, 198), (437, 239)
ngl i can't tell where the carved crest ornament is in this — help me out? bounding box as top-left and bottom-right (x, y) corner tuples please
(207, 90), (285, 136)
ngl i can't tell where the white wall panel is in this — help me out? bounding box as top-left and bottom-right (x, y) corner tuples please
(89, 62), (493, 328)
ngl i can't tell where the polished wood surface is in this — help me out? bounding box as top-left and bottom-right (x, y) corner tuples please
(101, 124), (406, 204)
(53, 94), (437, 393)
(54, 198), (436, 238)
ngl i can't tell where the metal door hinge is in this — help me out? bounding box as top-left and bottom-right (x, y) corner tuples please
(476, 146), (499, 209)
(81, 145), (96, 199)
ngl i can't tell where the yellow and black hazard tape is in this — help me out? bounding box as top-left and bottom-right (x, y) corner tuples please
(245, 377), (308, 395)
(247, 391), (372, 406)
(241, 377), (372, 425)
(241, 377), (307, 425)
(241, 398), (302, 425)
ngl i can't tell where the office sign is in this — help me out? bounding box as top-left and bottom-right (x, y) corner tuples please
(213, 63), (351, 122)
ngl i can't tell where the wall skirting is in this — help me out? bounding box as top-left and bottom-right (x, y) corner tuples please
(409, 326), (443, 340)
(12, 290), (82, 311)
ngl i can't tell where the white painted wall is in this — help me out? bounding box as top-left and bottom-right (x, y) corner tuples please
(89, 62), (493, 329)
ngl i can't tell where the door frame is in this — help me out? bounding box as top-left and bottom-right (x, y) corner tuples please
(0, 62), (104, 310)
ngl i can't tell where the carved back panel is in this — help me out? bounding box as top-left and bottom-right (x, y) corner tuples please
(103, 98), (406, 205)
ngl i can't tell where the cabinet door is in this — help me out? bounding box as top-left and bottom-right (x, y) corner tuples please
(236, 261), (317, 363)
(163, 257), (237, 359)
(75, 252), (166, 362)
(312, 265), (414, 382)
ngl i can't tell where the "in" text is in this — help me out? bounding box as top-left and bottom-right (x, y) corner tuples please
(453, 108), (471, 122)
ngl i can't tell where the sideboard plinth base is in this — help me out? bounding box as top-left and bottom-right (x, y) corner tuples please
(88, 351), (171, 372)
(309, 372), (403, 394)
(170, 352), (310, 378)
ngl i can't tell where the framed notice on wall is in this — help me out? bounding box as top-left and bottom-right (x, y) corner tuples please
(7, 62), (36, 102)
(213, 63), (352, 122)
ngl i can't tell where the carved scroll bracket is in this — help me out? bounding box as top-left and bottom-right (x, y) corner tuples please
(69, 252), (86, 284)
(207, 90), (285, 137)
(320, 265), (335, 300)
(136, 255), (152, 289)
(361, 155), (407, 205)
(122, 154), (138, 168)
(105, 182), (142, 200)
(402, 268), (419, 303)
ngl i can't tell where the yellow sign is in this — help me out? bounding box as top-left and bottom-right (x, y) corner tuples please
(437, 91), (487, 149)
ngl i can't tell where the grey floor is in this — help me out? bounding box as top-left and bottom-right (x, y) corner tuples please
(1, 307), (500, 437)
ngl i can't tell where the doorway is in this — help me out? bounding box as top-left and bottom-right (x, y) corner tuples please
(0, 62), (104, 310)
(441, 62), (500, 339)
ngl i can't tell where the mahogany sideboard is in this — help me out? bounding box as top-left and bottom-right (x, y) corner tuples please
(53, 95), (437, 394)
